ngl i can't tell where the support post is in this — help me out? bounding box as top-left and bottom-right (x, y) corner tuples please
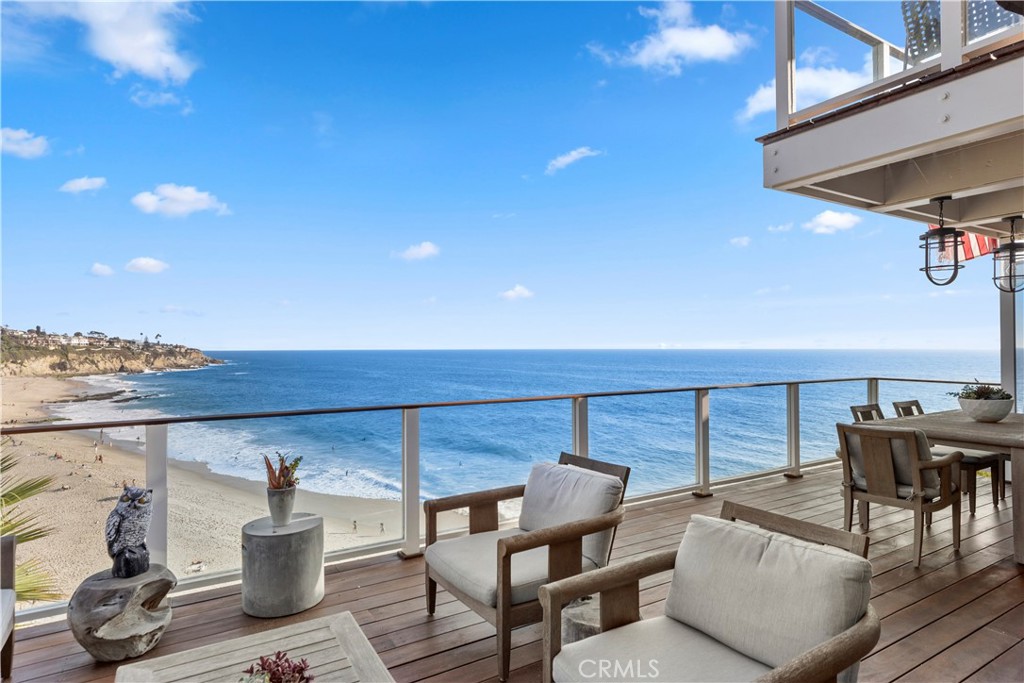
(572, 397), (589, 457)
(940, 0), (965, 71)
(145, 424), (168, 567)
(867, 378), (880, 406)
(1000, 289), (1020, 486)
(693, 390), (712, 497)
(399, 408), (422, 558)
(785, 384), (803, 479)
(775, 1), (795, 130)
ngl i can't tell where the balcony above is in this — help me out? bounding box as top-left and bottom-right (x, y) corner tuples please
(759, 1), (1024, 238)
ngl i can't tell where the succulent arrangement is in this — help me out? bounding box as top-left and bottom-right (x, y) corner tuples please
(263, 452), (303, 489)
(240, 651), (314, 683)
(948, 383), (1012, 400)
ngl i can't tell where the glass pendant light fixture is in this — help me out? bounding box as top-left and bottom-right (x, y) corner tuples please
(919, 195), (964, 286)
(992, 215), (1024, 293)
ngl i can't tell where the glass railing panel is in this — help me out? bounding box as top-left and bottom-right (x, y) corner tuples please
(164, 411), (403, 579)
(790, 1), (929, 117)
(799, 380), (868, 460)
(965, 0), (1022, 45)
(419, 400), (570, 524)
(588, 393), (696, 496)
(708, 385), (788, 478)
(876, 380), (963, 416)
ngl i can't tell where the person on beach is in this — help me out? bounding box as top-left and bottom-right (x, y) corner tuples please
(379, 522), (386, 535)
(352, 520), (358, 534)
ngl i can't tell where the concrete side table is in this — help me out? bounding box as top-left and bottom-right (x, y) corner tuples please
(242, 512), (324, 618)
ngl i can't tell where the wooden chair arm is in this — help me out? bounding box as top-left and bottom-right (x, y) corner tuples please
(919, 451), (963, 469)
(1, 536), (15, 589)
(538, 549), (676, 683)
(423, 484), (526, 546)
(756, 605), (881, 683)
(497, 507), (625, 557)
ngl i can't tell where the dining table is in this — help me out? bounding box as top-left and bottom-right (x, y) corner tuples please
(877, 409), (1024, 563)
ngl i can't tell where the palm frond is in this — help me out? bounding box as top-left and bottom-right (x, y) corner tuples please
(13, 558), (63, 603)
(0, 506), (54, 543)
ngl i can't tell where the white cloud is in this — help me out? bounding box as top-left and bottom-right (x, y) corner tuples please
(737, 54), (873, 122)
(60, 176), (107, 194)
(802, 210), (862, 235)
(312, 111), (335, 143)
(500, 284), (534, 301)
(730, 236), (751, 247)
(126, 257), (170, 274)
(129, 85), (192, 114)
(754, 284), (791, 296)
(131, 183), (230, 217)
(590, 2), (753, 76)
(20, 2), (198, 84)
(90, 263), (114, 277)
(394, 241), (440, 261)
(545, 147), (603, 175)
(767, 222), (793, 233)
(1, 127), (49, 158)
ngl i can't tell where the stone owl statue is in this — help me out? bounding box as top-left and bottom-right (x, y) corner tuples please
(105, 485), (154, 578)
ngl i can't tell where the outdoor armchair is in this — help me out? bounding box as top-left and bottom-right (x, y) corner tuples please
(538, 503), (877, 683)
(423, 452), (629, 682)
(1, 535), (15, 680)
(836, 422), (962, 567)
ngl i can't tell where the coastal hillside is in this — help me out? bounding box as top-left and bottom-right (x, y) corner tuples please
(0, 327), (221, 377)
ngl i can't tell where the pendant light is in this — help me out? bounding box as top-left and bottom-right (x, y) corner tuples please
(919, 195), (964, 286)
(992, 215), (1024, 293)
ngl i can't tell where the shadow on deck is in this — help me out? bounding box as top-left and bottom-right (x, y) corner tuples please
(10, 462), (1023, 683)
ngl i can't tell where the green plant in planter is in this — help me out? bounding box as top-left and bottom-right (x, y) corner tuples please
(948, 383), (1012, 400)
(263, 452), (302, 489)
(240, 650), (314, 683)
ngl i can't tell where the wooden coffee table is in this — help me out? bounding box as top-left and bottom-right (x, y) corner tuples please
(114, 612), (393, 682)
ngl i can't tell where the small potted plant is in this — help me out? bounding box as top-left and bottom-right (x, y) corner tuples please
(948, 382), (1014, 423)
(240, 650), (314, 683)
(263, 452), (302, 527)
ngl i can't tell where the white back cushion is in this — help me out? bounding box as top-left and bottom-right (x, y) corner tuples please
(518, 462), (624, 567)
(665, 515), (872, 672)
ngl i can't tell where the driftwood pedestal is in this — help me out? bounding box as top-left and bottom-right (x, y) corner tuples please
(67, 564), (176, 662)
(561, 595), (602, 644)
(241, 513), (324, 617)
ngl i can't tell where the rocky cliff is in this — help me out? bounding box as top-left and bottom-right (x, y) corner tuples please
(1, 344), (221, 377)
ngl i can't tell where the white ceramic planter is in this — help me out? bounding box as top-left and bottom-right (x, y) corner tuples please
(958, 397), (1014, 423)
(267, 486), (296, 526)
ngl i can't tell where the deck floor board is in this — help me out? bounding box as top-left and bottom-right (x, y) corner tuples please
(9, 462), (1022, 683)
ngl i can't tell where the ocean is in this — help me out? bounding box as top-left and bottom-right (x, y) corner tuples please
(50, 350), (999, 498)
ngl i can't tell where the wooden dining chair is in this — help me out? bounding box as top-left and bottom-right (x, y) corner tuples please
(893, 400), (1006, 512)
(850, 403), (885, 422)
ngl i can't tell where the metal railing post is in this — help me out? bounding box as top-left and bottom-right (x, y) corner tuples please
(572, 397), (589, 457)
(694, 390), (712, 497)
(399, 408), (422, 558)
(867, 378), (880, 406)
(940, 0), (966, 71)
(145, 424), (168, 567)
(785, 383), (803, 479)
(775, 1), (795, 130)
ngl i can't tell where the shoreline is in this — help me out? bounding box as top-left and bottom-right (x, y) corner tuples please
(1, 376), (466, 607)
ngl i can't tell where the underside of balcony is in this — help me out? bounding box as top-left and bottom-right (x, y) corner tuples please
(760, 41), (1024, 238)
(8, 462), (1023, 683)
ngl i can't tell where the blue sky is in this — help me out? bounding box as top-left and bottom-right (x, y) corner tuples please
(0, 1), (1004, 350)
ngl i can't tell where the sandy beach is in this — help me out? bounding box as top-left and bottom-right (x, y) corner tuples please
(1, 376), (466, 607)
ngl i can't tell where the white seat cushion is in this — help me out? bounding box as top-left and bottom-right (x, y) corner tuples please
(665, 515), (871, 683)
(425, 528), (598, 607)
(553, 615), (771, 683)
(1, 588), (14, 643)
(519, 462), (624, 567)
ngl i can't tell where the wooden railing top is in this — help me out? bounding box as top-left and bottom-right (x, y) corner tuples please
(0, 376), (992, 436)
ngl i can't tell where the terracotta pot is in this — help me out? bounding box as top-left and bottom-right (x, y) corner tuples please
(958, 397), (1014, 423)
(267, 486), (296, 527)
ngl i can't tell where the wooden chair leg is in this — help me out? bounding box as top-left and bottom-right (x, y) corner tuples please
(857, 500), (870, 530)
(425, 575), (437, 615)
(925, 511), (932, 526)
(952, 496), (962, 552)
(497, 611), (512, 682)
(966, 470), (978, 515)
(912, 509), (924, 568)
(1, 631), (12, 680)
(843, 493), (854, 532)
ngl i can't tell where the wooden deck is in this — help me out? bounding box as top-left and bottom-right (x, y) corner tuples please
(10, 462), (1023, 683)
